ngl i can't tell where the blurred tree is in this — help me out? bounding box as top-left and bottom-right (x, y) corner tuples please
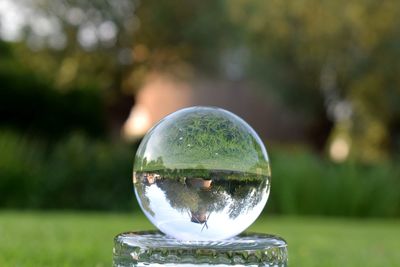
(0, 0), (138, 138)
(0, 41), (105, 139)
(2, 0), (400, 161)
(126, 0), (400, 160)
(227, 0), (400, 161)
(128, 0), (240, 86)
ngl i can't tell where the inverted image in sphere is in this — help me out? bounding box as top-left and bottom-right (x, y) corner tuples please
(133, 106), (270, 241)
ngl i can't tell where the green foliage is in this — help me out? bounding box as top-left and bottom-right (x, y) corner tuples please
(1, 131), (399, 218)
(0, 132), (44, 207)
(226, 0), (400, 159)
(267, 148), (400, 217)
(3, 0), (400, 160)
(0, 132), (136, 210)
(134, 0), (237, 74)
(132, 0), (400, 159)
(0, 42), (106, 140)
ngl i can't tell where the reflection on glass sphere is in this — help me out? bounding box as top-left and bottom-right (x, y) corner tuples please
(133, 106), (270, 241)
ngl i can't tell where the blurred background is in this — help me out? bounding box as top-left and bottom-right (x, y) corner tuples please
(0, 0), (400, 266)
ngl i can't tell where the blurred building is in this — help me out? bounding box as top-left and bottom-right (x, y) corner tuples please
(123, 74), (308, 144)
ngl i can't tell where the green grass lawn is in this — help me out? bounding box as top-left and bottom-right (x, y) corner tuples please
(0, 212), (399, 267)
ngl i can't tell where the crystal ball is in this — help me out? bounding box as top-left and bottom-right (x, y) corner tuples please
(133, 106), (271, 241)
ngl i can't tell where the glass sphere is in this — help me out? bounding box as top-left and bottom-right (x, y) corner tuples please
(133, 106), (270, 241)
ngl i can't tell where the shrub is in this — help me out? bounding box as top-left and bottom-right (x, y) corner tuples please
(0, 132), (137, 211)
(267, 148), (400, 217)
(0, 131), (399, 217)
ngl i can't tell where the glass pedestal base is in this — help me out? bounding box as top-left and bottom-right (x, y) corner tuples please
(113, 231), (288, 266)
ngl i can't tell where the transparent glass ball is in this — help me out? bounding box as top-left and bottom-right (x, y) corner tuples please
(133, 106), (271, 241)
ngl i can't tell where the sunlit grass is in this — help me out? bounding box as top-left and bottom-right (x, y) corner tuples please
(0, 212), (399, 267)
